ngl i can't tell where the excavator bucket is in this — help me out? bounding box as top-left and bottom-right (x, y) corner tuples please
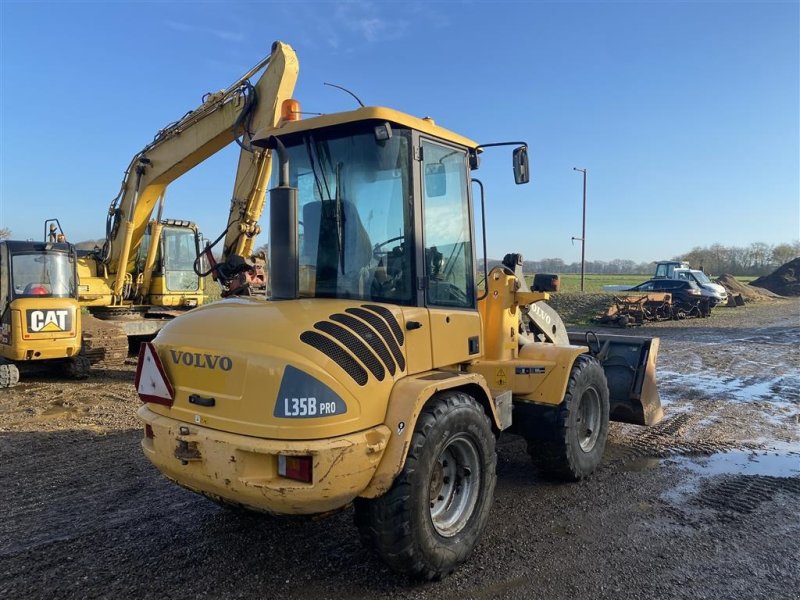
(568, 332), (663, 426)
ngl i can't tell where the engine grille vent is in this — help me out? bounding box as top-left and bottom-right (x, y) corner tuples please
(345, 307), (406, 372)
(299, 331), (368, 386)
(314, 321), (386, 382)
(300, 304), (406, 386)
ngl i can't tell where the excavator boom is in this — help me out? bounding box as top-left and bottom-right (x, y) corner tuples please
(102, 41), (299, 301)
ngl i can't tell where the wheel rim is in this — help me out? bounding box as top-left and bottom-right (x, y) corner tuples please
(428, 434), (481, 537)
(576, 386), (602, 452)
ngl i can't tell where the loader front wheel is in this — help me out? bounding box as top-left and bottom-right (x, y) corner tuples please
(0, 361), (20, 388)
(526, 354), (609, 481)
(354, 391), (496, 580)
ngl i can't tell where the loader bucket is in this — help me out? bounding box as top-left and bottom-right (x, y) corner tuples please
(568, 331), (663, 426)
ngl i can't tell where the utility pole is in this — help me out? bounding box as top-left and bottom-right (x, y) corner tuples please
(572, 167), (587, 292)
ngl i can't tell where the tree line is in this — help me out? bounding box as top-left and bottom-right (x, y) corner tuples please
(677, 241), (800, 276)
(483, 241), (799, 276)
(2, 227), (796, 277)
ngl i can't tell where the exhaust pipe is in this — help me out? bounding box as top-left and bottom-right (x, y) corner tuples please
(265, 136), (298, 300)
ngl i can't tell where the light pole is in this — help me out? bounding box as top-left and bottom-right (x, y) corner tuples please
(572, 167), (587, 292)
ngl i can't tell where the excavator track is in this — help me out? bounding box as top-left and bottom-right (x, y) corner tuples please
(81, 315), (129, 368)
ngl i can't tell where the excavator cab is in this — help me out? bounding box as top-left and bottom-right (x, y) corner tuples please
(134, 220), (204, 307)
(0, 240), (86, 387)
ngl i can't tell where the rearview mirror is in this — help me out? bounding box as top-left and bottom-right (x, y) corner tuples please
(513, 146), (530, 184)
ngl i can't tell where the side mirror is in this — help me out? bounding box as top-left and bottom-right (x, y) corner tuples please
(425, 163), (447, 197)
(513, 146), (530, 184)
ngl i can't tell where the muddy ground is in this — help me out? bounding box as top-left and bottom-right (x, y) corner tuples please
(1, 299), (798, 599)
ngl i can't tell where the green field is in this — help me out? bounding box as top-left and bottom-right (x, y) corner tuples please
(523, 272), (758, 293)
(524, 273), (648, 293)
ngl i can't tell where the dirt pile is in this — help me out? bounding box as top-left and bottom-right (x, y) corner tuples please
(749, 258), (800, 297)
(716, 274), (776, 303)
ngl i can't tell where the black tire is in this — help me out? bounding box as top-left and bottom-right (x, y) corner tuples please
(353, 391), (496, 580)
(0, 362), (20, 388)
(526, 355), (609, 481)
(61, 355), (91, 380)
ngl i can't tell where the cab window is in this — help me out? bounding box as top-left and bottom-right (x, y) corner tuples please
(421, 141), (473, 308)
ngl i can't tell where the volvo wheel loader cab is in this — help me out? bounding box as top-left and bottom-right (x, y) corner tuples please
(137, 103), (662, 580)
(0, 240), (88, 387)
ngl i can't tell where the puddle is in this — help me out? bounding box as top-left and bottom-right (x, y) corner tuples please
(661, 450), (800, 508)
(673, 450), (800, 478)
(658, 370), (799, 412)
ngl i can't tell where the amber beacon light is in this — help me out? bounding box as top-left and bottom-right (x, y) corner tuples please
(281, 99), (301, 122)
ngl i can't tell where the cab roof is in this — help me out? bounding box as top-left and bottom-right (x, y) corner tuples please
(2, 240), (73, 254)
(253, 106), (479, 150)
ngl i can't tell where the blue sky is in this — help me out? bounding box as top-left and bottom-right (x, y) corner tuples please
(1, 0), (798, 263)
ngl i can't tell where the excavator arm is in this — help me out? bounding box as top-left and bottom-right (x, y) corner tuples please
(102, 41), (299, 302)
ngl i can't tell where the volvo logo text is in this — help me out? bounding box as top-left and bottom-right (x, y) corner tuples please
(169, 350), (233, 371)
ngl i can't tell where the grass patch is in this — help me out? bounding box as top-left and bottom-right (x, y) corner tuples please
(524, 273), (648, 293)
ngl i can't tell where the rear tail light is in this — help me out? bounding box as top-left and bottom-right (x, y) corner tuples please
(278, 454), (313, 483)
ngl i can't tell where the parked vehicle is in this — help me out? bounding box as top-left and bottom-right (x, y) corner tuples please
(628, 278), (710, 316)
(653, 261), (727, 306)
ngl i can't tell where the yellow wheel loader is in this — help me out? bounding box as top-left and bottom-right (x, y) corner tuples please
(135, 100), (662, 579)
(0, 239), (89, 387)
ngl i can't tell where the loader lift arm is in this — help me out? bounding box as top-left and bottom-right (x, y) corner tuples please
(101, 41), (299, 303)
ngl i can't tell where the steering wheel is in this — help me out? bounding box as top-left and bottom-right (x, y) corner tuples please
(372, 235), (405, 261)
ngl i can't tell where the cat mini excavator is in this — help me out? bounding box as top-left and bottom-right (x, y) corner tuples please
(73, 41), (299, 364)
(135, 100), (662, 579)
(0, 226), (89, 387)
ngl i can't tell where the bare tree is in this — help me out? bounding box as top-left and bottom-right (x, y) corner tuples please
(0, 227), (11, 240)
(771, 242), (799, 267)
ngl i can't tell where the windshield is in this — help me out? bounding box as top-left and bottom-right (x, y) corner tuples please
(281, 126), (413, 303)
(691, 270), (711, 284)
(11, 252), (75, 298)
(163, 226), (200, 292)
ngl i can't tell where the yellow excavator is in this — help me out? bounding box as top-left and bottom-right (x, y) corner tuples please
(72, 42), (299, 363)
(0, 229), (89, 387)
(135, 85), (662, 579)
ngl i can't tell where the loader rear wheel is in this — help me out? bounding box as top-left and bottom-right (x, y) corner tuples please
(353, 391), (496, 580)
(60, 355), (91, 380)
(526, 355), (609, 481)
(0, 361), (20, 388)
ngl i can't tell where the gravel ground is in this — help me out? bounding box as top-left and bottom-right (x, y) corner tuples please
(1, 299), (798, 599)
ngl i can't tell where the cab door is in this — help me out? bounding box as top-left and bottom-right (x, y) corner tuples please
(418, 139), (482, 368)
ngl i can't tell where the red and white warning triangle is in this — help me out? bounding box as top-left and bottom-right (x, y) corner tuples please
(135, 342), (174, 406)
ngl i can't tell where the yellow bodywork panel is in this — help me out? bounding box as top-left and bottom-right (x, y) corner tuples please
(76, 261), (113, 306)
(139, 405), (389, 515)
(428, 308), (482, 368)
(1, 298), (81, 361)
(467, 343), (587, 406)
(147, 297), (411, 441)
(400, 306), (433, 374)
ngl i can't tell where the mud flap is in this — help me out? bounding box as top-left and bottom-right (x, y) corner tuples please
(568, 331), (663, 426)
